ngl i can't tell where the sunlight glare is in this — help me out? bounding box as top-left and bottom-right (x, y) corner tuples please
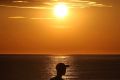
(54, 3), (68, 19)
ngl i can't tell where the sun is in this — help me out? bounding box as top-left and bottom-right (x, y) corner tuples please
(54, 3), (68, 18)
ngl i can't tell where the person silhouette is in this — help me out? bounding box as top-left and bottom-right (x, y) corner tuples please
(50, 63), (69, 80)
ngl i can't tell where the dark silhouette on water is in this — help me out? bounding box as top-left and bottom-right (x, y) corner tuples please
(50, 63), (69, 80)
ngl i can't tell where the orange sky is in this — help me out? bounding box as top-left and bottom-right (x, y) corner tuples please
(0, 0), (120, 54)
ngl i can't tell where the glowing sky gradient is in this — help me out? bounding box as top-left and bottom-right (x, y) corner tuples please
(0, 0), (120, 54)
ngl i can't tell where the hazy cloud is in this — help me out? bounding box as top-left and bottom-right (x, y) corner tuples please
(30, 17), (56, 20)
(8, 16), (56, 20)
(12, 1), (29, 3)
(44, 0), (112, 8)
(8, 16), (26, 19)
(0, 0), (112, 10)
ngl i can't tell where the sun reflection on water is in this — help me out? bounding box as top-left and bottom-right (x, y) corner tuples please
(47, 56), (79, 80)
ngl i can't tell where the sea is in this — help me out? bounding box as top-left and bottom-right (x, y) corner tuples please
(0, 55), (120, 80)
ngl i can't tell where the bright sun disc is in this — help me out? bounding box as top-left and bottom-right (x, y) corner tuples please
(54, 3), (68, 18)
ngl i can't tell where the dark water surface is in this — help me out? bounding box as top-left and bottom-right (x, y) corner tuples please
(0, 55), (120, 80)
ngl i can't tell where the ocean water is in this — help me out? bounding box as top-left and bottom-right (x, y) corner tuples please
(0, 55), (120, 80)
